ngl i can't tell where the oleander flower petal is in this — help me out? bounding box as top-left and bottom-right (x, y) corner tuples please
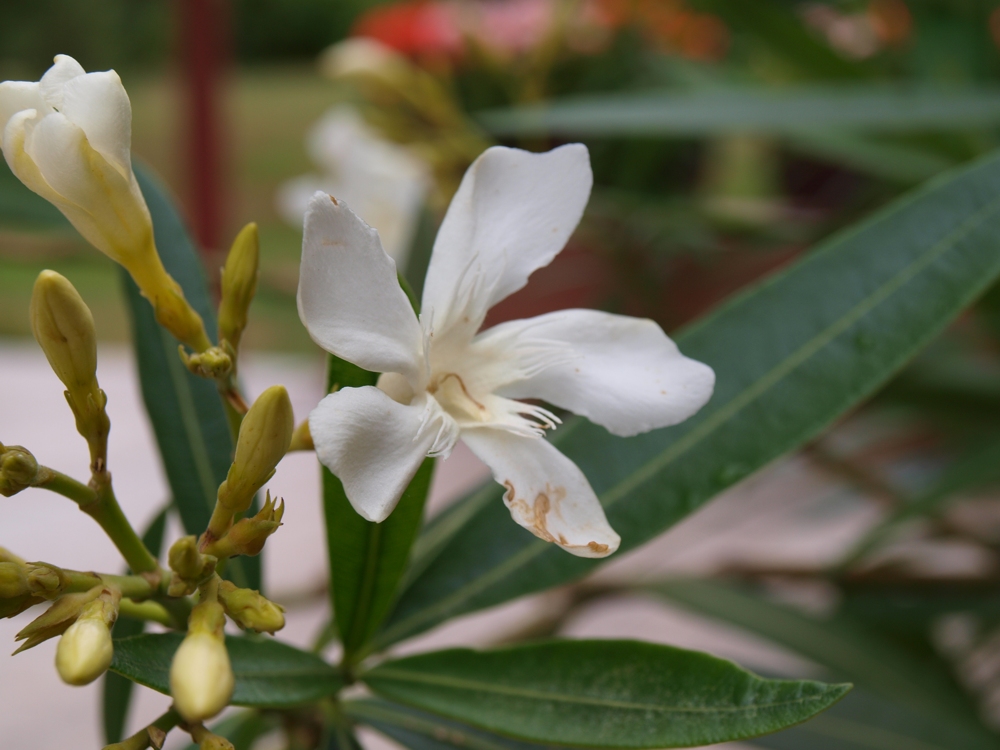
(480, 308), (716, 437)
(298, 192), (424, 381)
(421, 144), (592, 337)
(310, 386), (455, 522)
(462, 428), (620, 558)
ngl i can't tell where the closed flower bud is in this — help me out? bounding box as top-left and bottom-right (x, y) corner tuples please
(170, 601), (234, 723)
(218, 222), (260, 353)
(167, 536), (217, 597)
(0, 445), (39, 497)
(55, 609), (114, 685)
(0, 56), (211, 353)
(180, 345), (234, 380)
(217, 386), (294, 514)
(0, 562), (28, 599)
(29, 271), (110, 466)
(25, 562), (68, 599)
(218, 580), (285, 635)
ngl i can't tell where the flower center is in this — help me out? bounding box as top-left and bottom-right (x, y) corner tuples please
(427, 372), (487, 423)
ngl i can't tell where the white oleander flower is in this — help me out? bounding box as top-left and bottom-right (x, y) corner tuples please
(299, 144), (714, 558)
(277, 105), (429, 268)
(0, 55), (154, 270)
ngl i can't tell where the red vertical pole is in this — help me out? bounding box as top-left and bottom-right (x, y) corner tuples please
(178, 0), (230, 279)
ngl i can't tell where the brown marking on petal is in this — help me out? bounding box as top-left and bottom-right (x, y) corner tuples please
(329, 194), (339, 205)
(558, 533), (568, 545)
(588, 541), (609, 554)
(575, 368), (581, 373)
(660, 390), (666, 395)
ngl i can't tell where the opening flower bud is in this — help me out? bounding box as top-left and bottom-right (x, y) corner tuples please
(217, 386), (294, 515)
(218, 222), (260, 353)
(0, 55), (212, 353)
(55, 615), (113, 685)
(170, 602), (234, 723)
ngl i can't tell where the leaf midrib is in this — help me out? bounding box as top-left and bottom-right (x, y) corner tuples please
(367, 668), (837, 714)
(379, 182), (1000, 647)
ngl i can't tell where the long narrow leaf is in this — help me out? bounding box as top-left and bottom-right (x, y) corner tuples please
(477, 87), (1000, 138)
(363, 641), (850, 748)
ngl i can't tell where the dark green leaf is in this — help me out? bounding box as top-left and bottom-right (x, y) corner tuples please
(325, 724), (364, 750)
(110, 633), (342, 707)
(746, 686), (990, 750)
(363, 640), (850, 748)
(123, 166), (259, 590)
(0, 160), (69, 229)
(102, 506), (169, 744)
(657, 579), (997, 746)
(324, 355), (435, 656)
(379, 149), (1000, 648)
(477, 87), (1000, 138)
(346, 698), (559, 750)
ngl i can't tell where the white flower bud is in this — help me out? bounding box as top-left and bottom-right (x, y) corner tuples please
(55, 616), (113, 686)
(170, 622), (234, 723)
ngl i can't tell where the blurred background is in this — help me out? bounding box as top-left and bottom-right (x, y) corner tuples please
(6, 0), (1000, 748)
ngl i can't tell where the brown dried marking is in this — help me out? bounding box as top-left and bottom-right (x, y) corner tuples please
(433, 372), (486, 411)
(503, 480), (571, 545)
(587, 541), (610, 554)
(329, 194), (339, 205)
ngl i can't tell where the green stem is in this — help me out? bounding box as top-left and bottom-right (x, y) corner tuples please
(87, 476), (160, 575)
(35, 468), (96, 504)
(34, 467), (159, 575)
(105, 707), (181, 750)
(119, 599), (174, 627)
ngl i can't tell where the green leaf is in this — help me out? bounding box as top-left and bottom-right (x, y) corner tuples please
(325, 724), (364, 750)
(362, 640), (850, 748)
(122, 166), (259, 591)
(379, 148), (1000, 647)
(346, 699), (558, 750)
(110, 633), (342, 707)
(476, 87), (1000, 138)
(0, 160), (69, 230)
(745, 686), (992, 750)
(656, 579), (997, 747)
(102, 506), (169, 744)
(323, 355), (435, 657)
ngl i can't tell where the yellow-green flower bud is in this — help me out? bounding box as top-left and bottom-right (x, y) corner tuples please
(217, 386), (294, 515)
(55, 594), (118, 685)
(0, 445), (40, 496)
(0, 562), (28, 599)
(25, 562), (69, 599)
(218, 580), (285, 634)
(170, 601), (233, 723)
(205, 492), (284, 559)
(29, 271), (110, 468)
(167, 536), (217, 597)
(180, 345), (234, 380)
(218, 222), (259, 353)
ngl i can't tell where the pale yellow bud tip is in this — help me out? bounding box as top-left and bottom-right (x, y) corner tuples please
(218, 222), (260, 352)
(201, 734), (236, 750)
(170, 632), (234, 722)
(55, 617), (113, 685)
